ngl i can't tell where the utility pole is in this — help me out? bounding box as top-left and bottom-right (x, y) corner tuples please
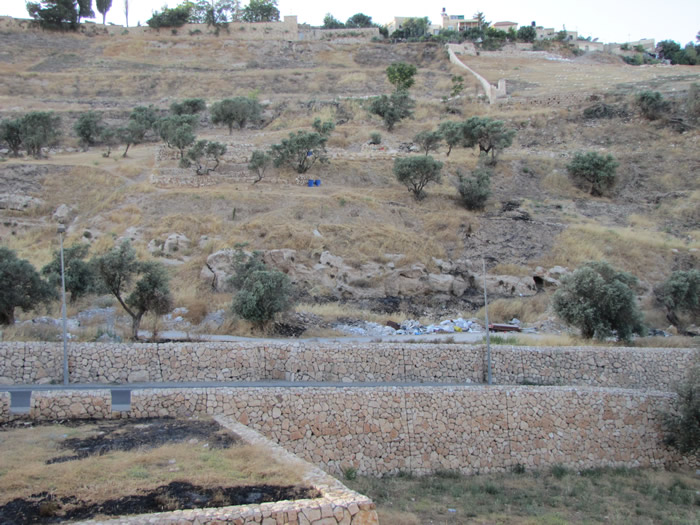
(482, 258), (492, 385)
(58, 225), (69, 386)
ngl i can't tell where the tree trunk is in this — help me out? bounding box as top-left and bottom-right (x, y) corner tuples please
(666, 309), (681, 331)
(130, 312), (143, 341)
(0, 308), (15, 325)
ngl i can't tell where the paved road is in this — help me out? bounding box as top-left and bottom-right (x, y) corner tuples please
(143, 329), (490, 345)
(0, 380), (479, 392)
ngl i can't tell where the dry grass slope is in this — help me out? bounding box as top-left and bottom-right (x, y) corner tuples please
(0, 21), (699, 333)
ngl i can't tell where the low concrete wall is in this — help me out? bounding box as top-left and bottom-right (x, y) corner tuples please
(1, 386), (695, 476)
(1, 342), (696, 392)
(447, 44), (507, 103)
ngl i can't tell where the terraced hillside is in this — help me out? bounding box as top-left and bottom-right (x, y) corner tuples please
(1, 18), (699, 335)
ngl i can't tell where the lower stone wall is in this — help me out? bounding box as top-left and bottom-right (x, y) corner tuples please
(3, 386), (695, 476)
(75, 416), (378, 525)
(1, 341), (696, 392)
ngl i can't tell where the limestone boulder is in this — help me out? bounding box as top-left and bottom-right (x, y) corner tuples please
(201, 249), (236, 292)
(0, 193), (44, 211)
(485, 275), (538, 297)
(52, 204), (72, 223)
(163, 233), (191, 254)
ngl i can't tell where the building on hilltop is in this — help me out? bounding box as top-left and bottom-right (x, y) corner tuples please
(492, 21), (517, 32)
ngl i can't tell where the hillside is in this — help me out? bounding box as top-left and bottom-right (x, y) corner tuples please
(1, 19), (699, 338)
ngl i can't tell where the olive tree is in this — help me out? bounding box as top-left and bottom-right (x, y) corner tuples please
(270, 120), (334, 174)
(182, 139), (227, 175)
(92, 241), (172, 340)
(20, 112), (62, 158)
(0, 247), (53, 325)
(41, 243), (98, 303)
(413, 130), (442, 156)
(552, 260), (644, 342)
(119, 105), (158, 157)
(368, 90), (415, 131)
(74, 111), (105, 150)
(0, 119), (23, 157)
(394, 155), (443, 201)
(386, 62), (417, 91)
(437, 121), (463, 156)
(655, 269), (700, 332)
(461, 116), (515, 163)
(210, 97), (261, 134)
(566, 151), (619, 196)
(155, 115), (197, 159)
(248, 149), (272, 184)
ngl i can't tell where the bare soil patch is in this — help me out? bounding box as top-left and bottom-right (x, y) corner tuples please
(0, 418), (318, 524)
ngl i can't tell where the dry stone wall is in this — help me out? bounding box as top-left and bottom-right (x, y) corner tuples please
(0, 342), (696, 392)
(2, 386), (695, 476)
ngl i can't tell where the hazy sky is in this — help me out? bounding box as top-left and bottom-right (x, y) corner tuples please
(2, 0), (698, 45)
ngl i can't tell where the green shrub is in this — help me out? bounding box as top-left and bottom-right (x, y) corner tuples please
(170, 98), (206, 116)
(368, 132), (382, 145)
(583, 103), (625, 119)
(552, 261), (644, 342)
(230, 250), (294, 328)
(566, 151), (618, 196)
(636, 91), (669, 120)
(342, 466), (357, 480)
(147, 5), (191, 28)
(457, 167), (491, 210)
(663, 364), (700, 455)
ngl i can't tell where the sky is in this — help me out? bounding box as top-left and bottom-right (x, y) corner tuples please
(1, 0), (698, 45)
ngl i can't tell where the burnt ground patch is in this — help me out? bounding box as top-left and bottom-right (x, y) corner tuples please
(0, 481), (320, 524)
(0, 418), (320, 524)
(43, 418), (239, 464)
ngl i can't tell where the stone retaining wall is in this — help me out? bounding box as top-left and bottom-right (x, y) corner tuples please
(1, 342), (696, 391)
(1, 386), (695, 476)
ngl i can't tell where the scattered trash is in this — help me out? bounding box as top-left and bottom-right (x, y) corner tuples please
(334, 317), (486, 337)
(489, 323), (521, 332)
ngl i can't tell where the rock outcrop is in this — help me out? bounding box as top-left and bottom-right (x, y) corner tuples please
(201, 249), (543, 300)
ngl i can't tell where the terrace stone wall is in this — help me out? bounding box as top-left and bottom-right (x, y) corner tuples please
(1, 386), (695, 476)
(0, 342), (696, 391)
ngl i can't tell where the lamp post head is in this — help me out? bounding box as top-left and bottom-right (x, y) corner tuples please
(57, 225), (66, 235)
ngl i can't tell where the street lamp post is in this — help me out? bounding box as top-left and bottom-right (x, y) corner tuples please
(482, 258), (492, 385)
(57, 225), (68, 386)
